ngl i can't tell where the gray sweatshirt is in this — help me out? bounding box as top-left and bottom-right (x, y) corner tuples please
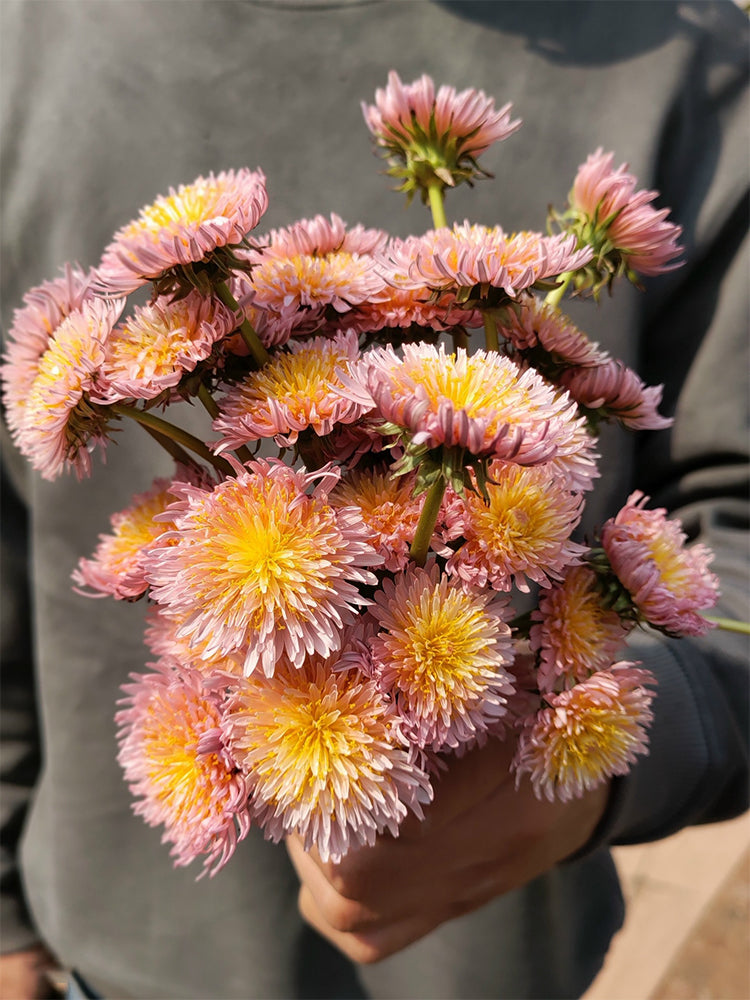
(1, 2), (748, 997)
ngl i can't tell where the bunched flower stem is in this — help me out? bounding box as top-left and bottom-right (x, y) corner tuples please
(704, 615), (750, 635)
(409, 474), (447, 566)
(214, 281), (270, 368)
(483, 312), (500, 352)
(545, 270), (573, 309)
(111, 402), (233, 477)
(142, 425), (199, 469)
(427, 181), (448, 230)
(198, 383), (253, 466)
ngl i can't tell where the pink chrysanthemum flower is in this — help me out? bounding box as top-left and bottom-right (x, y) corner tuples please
(13, 297), (125, 480)
(224, 651), (432, 862)
(116, 662), (251, 875)
(247, 215), (387, 337)
(538, 418), (601, 494)
(362, 71), (521, 197)
(558, 149), (683, 294)
(97, 168), (268, 295)
(145, 459), (382, 676)
(446, 462), (587, 593)
(497, 297), (607, 368)
(330, 466), (450, 573)
(390, 224), (592, 301)
(144, 607), (245, 678)
(530, 565), (632, 691)
(369, 565), (515, 751)
(344, 342), (587, 467)
(513, 664), (655, 802)
(72, 475), (179, 600)
(1, 264), (96, 443)
(99, 292), (237, 401)
(600, 491), (719, 636)
(560, 359), (672, 430)
(361, 236), (483, 334)
(212, 330), (370, 450)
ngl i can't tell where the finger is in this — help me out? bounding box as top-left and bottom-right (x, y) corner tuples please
(297, 884), (442, 965)
(399, 735), (516, 839)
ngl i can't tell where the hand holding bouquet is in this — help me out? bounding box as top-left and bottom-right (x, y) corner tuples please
(2, 72), (723, 881)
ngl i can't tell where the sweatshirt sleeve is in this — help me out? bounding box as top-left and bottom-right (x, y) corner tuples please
(595, 5), (749, 846)
(0, 434), (44, 952)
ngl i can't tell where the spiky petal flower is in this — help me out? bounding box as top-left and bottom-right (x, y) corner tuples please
(13, 297), (124, 480)
(388, 224), (592, 302)
(225, 650), (432, 862)
(557, 149), (683, 294)
(345, 342), (587, 467)
(513, 664), (655, 802)
(72, 465), (211, 600)
(144, 459), (382, 676)
(99, 292), (237, 401)
(600, 491), (719, 635)
(116, 662), (251, 875)
(329, 466), (449, 573)
(247, 214), (387, 337)
(1, 264), (95, 443)
(362, 71), (521, 199)
(212, 330), (369, 450)
(144, 607), (245, 678)
(530, 565), (632, 691)
(97, 168), (268, 294)
(369, 565), (515, 751)
(446, 462), (587, 592)
(560, 359), (672, 430)
(497, 297), (607, 368)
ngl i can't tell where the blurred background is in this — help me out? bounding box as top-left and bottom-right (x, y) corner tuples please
(584, 813), (749, 999)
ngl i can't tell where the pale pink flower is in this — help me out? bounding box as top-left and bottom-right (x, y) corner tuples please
(344, 342), (587, 467)
(513, 664), (655, 802)
(390, 224), (592, 300)
(362, 72), (521, 195)
(14, 297), (124, 480)
(212, 330), (370, 450)
(369, 565), (515, 751)
(225, 651), (432, 862)
(561, 359), (672, 430)
(1, 265), (96, 443)
(568, 149), (683, 282)
(99, 291), (237, 401)
(538, 418), (601, 494)
(446, 462), (587, 592)
(530, 565), (632, 691)
(144, 459), (382, 676)
(498, 297), (607, 368)
(72, 475), (179, 599)
(361, 236), (483, 333)
(97, 168), (268, 294)
(247, 215), (387, 337)
(116, 662), (251, 875)
(330, 466), (450, 573)
(601, 491), (719, 635)
(143, 607), (245, 677)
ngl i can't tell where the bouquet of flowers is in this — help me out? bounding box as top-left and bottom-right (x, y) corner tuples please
(2, 72), (723, 877)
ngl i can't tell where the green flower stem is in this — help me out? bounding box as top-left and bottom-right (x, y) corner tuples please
(409, 474), (447, 567)
(427, 181), (448, 230)
(544, 270), (573, 309)
(142, 425), (198, 469)
(198, 382), (253, 467)
(703, 615), (750, 635)
(197, 382), (220, 420)
(483, 312), (500, 352)
(214, 281), (270, 368)
(452, 327), (469, 352)
(111, 403), (233, 477)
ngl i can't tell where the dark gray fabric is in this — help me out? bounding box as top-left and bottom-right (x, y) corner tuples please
(1, 2), (748, 997)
